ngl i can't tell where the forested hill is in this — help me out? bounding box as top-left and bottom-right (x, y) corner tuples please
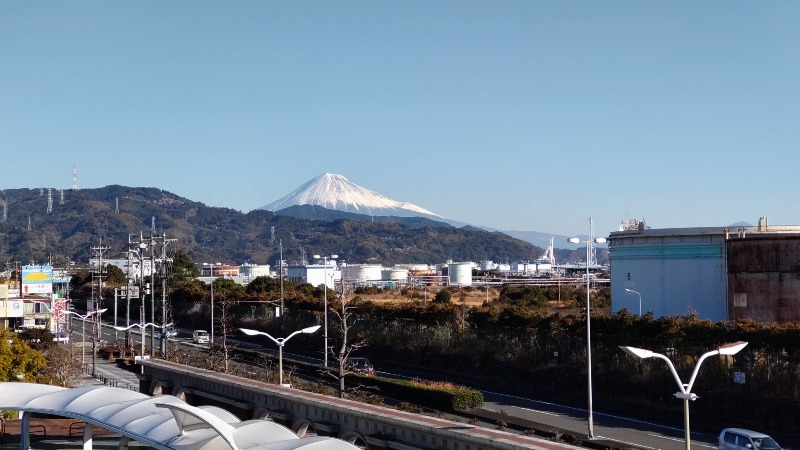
(0, 186), (546, 267)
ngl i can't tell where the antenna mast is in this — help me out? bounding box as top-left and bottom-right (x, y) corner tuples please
(589, 217), (597, 267)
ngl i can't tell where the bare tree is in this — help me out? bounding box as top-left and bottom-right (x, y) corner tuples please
(328, 281), (368, 398)
(215, 295), (237, 373)
(41, 345), (84, 387)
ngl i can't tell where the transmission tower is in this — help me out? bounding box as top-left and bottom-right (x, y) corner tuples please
(47, 188), (53, 214)
(115, 197), (119, 214)
(27, 216), (31, 231)
(270, 226), (275, 242)
(72, 165), (78, 191)
(2, 203), (6, 222)
(59, 189), (65, 205)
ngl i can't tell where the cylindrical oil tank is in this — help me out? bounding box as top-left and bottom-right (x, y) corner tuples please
(449, 262), (474, 286)
(479, 260), (495, 271)
(341, 264), (383, 282)
(397, 264), (431, 271)
(381, 268), (409, 281)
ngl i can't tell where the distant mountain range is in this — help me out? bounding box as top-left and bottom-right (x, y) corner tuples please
(0, 185), (575, 268)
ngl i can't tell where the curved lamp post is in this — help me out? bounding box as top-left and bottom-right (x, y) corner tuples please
(624, 288), (642, 317)
(620, 341), (748, 450)
(240, 325), (321, 386)
(567, 217), (606, 439)
(203, 262), (221, 345)
(63, 309), (108, 372)
(312, 254), (337, 367)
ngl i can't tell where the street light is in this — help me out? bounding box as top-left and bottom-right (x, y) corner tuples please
(312, 254), (337, 368)
(203, 262), (221, 345)
(240, 325), (321, 386)
(620, 341), (748, 450)
(567, 217), (606, 439)
(625, 288), (642, 317)
(63, 309), (108, 374)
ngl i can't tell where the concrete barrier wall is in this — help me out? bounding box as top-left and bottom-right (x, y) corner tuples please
(142, 359), (580, 450)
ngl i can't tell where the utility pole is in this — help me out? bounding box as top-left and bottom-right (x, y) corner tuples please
(126, 235), (134, 330)
(279, 240), (284, 332)
(90, 239), (109, 378)
(138, 232), (149, 356)
(157, 233), (175, 355)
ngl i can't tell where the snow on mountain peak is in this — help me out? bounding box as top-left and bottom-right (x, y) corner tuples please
(262, 173), (442, 218)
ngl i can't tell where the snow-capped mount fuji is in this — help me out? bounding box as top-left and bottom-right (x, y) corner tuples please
(261, 173), (444, 219)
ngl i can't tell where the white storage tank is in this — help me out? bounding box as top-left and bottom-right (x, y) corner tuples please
(397, 264), (431, 271)
(496, 263), (512, 272)
(341, 264), (383, 282)
(381, 267), (409, 281)
(448, 262), (474, 286)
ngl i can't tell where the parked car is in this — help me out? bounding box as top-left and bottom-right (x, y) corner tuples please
(719, 428), (783, 450)
(192, 330), (209, 344)
(345, 357), (375, 375)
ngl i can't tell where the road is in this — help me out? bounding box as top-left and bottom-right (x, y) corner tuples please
(478, 388), (719, 450)
(75, 318), (723, 450)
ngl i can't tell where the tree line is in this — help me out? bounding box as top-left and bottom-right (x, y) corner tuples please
(65, 256), (798, 433)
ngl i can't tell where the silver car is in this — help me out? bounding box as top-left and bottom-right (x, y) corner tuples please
(719, 428), (782, 450)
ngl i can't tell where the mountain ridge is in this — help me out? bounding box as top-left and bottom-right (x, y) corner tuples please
(0, 185), (553, 267)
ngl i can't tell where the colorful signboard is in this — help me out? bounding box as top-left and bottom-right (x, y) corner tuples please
(22, 265), (53, 295)
(54, 297), (66, 324)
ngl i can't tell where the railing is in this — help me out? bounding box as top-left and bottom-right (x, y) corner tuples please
(68, 421), (84, 438)
(82, 362), (139, 391)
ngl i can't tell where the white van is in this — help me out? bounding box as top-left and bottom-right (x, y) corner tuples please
(192, 330), (209, 344)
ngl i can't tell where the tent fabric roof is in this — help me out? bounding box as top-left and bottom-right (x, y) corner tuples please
(0, 382), (357, 450)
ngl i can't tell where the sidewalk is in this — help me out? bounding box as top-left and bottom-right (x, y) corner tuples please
(75, 355), (142, 390)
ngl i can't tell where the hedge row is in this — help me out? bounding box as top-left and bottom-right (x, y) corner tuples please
(363, 376), (484, 411)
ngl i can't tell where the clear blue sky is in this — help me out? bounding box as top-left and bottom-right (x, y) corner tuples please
(1, 2), (798, 238)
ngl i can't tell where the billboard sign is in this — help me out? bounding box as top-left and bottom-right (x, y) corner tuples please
(22, 265), (53, 295)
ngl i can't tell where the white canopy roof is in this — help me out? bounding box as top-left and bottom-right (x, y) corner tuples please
(0, 382), (358, 450)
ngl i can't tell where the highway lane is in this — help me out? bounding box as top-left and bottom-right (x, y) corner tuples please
(477, 388), (719, 450)
(178, 333), (723, 450)
(77, 318), (722, 450)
